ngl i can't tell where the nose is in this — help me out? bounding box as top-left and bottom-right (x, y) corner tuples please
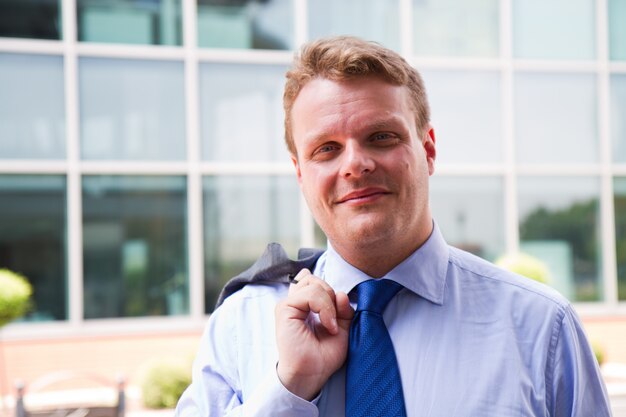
(339, 140), (375, 179)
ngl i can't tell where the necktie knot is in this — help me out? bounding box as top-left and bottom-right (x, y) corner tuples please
(355, 279), (403, 314)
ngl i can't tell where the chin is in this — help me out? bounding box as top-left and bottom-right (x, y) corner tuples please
(342, 222), (395, 247)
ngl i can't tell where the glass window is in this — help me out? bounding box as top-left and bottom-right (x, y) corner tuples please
(514, 73), (598, 164)
(0, 53), (66, 160)
(0, 175), (67, 321)
(199, 63), (288, 162)
(609, 0), (626, 61)
(615, 177), (626, 301)
(79, 58), (186, 161)
(611, 75), (626, 163)
(413, 0), (499, 57)
(512, 0), (595, 60)
(308, 0), (400, 52)
(430, 176), (504, 261)
(0, 0), (61, 40)
(518, 177), (602, 302)
(77, 0), (182, 45)
(82, 175), (188, 319)
(422, 70), (502, 164)
(197, 0), (293, 50)
(204, 175), (300, 311)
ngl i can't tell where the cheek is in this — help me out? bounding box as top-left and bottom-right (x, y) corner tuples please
(300, 168), (332, 203)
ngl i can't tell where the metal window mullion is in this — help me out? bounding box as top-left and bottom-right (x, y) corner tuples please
(183, 0), (205, 320)
(294, 0), (308, 46)
(597, 0), (619, 305)
(293, 0), (317, 246)
(501, 0), (519, 254)
(611, 62), (626, 72)
(0, 38), (64, 54)
(62, 0), (83, 327)
(75, 43), (185, 60)
(400, 0), (413, 58)
(198, 162), (293, 175)
(0, 161), (67, 174)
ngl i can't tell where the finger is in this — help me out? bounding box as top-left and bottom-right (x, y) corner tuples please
(284, 283), (339, 334)
(291, 268), (311, 285)
(335, 291), (354, 331)
(291, 271), (337, 304)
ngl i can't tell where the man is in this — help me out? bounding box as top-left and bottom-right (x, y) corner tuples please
(176, 36), (612, 416)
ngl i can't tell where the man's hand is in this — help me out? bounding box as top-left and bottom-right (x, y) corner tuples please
(275, 269), (354, 400)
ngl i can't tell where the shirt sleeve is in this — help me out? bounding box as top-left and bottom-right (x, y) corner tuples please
(547, 305), (612, 417)
(174, 296), (320, 417)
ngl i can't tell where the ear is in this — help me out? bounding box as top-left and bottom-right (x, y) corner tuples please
(291, 154), (303, 185)
(423, 125), (436, 176)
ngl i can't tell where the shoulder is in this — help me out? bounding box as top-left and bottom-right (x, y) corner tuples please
(447, 245), (570, 313)
(218, 281), (289, 316)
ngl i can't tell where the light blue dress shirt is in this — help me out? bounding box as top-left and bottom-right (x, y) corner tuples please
(176, 223), (612, 416)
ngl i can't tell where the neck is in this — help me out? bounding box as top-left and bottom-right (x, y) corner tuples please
(329, 221), (434, 278)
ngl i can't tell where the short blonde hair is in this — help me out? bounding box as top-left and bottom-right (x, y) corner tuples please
(283, 36), (430, 156)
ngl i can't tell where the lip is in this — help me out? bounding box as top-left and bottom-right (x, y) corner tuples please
(335, 187), (391, 205)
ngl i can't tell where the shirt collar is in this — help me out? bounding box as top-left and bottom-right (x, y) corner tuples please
(320, 222), (449, 305)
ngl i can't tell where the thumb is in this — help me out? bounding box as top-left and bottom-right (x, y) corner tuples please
(335, 291), (354, 330)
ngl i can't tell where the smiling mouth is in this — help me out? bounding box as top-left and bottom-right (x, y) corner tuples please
(336, 188), (390, 205)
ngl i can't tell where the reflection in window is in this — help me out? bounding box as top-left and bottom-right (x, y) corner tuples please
(199, 63), (288, 162)
(430, 176), (504, 261)
(83, 175), (188, 319)
(197, 0), (293, 50)
(79, 58), (186, 161)
(514, 73), (598, 164)
(0, 54), (66, 160)
(611, 75), (626, 163)
(512, 0), (595, 60)
(421, 70), (502, 164)
(615, 178), (626, 300)
(0, 175), (67, 321)
(518, 177), (602, 301)
(308, 0), (400, 52)
(413, 0), (498, 57)
(203, 175), (299, 311)
(0, 0), (61, 40)
(77, 0), (182, 45)
(609, 0), (626, 61)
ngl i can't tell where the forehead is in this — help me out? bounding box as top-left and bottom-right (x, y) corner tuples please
(290, 77), (413, 144)
(293, 76), (409, 111)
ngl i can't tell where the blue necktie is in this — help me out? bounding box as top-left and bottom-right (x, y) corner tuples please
(345, 279), (407, 417)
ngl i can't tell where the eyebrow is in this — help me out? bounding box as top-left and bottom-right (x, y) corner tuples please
(303, 114), (408, 146)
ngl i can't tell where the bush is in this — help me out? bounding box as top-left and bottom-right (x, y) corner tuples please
(142, 360), (191, 408)
(592, 342), (605, 366)
(495, 253), (551, 284)
(0, 269), (32, 327)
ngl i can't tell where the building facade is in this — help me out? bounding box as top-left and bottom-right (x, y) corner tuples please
(1, 0), (626, 342)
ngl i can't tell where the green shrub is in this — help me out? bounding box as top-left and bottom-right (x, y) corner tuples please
(142, 360), (191, 408)
(592, 342), (605, 366)
(495, 253), (551, 284)
(0, 269), (32, 327)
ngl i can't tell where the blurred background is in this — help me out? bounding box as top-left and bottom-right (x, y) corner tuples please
(0, 0), (626, 413)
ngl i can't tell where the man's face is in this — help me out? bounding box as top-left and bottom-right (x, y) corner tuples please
(290, 76), (436, 254)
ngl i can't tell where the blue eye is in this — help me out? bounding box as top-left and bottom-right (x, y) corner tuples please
(312, 143), (340, 159)
(371, 133), (398, 143)
(319, 145), (336, 153)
